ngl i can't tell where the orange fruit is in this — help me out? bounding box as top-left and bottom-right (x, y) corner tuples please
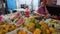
(21, 30), (27, 34)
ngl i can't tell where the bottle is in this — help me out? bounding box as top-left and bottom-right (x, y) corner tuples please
(25, 7), (30, 18)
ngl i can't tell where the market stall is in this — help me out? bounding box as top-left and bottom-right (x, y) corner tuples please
(0, 11), (60, 34)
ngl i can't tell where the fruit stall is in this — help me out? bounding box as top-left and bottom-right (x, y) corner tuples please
(0, 12), (60, 34)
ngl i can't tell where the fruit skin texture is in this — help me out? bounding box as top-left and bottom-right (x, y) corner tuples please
(39, 21), (44, 25)
(40, 24), (49, 29)
(46, 29), (50, 34)
(33, 29), (41, 34)
(21, 30), (27, 34)
(26, 22), (35, 32)
(43, 24), (49, 29)
(18, 31), (21, 34)
(30, 16), (35, 23)
(49, 27), (55, 33)
(26, 23), (35, 28)
(18, 30), (27, 34)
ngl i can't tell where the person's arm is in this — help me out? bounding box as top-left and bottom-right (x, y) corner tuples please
(45, 6), (51, 18)
(36, 7), (45, 16)
(45, 6), (49, 14)
(45, 6), (51, 15)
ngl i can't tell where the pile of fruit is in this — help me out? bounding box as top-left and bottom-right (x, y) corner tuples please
(46, 19), (60, 28)
(0, 22), (18, 34)
(25, 21), (58, 34)
(23, 16), (58, 34)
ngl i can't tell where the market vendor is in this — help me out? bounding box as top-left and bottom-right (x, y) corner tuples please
(36, 1), (50, 18)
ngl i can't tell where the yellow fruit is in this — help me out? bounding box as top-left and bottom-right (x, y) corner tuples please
(3, 30), (8, 33)
(26, 23), (35, 27)
(18, 31), (21, 34)
(27, 27), (31, 31)
(0, 32), (3, 34)
(46, 29), (50, 34)
(18, 30), (27, 34)
(30, 16), (35, 20)
(21, 30), (27, 34)
(33, 29), (41, 34)
(49, 27), (55, 33)
(9, 25), (16, 30)
(26, 23), (30, 27)
(39, 21), (45, 25)
(43, 24), (48, 29)
(30, 23), (35, 26)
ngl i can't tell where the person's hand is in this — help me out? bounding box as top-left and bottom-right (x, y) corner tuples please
(41, 14), (45, 17)
(44, 14), (51, 18)
(46, 14), (51, 17)
(36, 13), (42, 16)
(51, 15), (57, 18)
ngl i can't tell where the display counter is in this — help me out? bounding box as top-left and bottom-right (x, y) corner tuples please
(0, 12), (60, 34)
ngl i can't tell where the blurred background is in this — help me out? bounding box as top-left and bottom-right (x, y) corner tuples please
(0, 0), (60, 17)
